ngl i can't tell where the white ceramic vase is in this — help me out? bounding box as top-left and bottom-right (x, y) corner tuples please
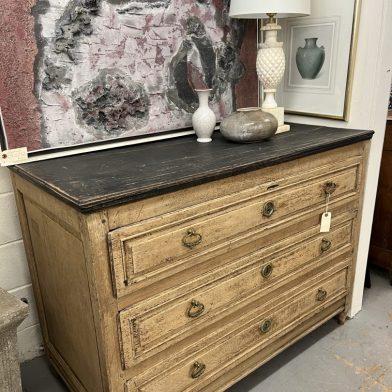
(192, 89), (216, 143)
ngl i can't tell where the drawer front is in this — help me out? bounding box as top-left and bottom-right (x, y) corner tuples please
(119, 219), (353, 367)
(110, 165), (359, 297)
(127, 269), (348, 392)
(108, 143), (366, 230)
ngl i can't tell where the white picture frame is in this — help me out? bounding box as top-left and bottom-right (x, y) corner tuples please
(277, 0), (361, 120)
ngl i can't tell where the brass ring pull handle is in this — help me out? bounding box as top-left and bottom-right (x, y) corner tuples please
(316, 288), (328, 302)
(321, 238), (332, 253)
(260, 319), (273, 334)
(190, 361), (206, 379)
(261, 263), (274, 279)
(323, 181), (337, 196)
(182, 228), (202, 249)
(263, 201), (275, 218)
(187, 300), (205, 318)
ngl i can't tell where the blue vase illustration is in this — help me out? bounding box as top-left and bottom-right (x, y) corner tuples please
(296, 38), (325, 80)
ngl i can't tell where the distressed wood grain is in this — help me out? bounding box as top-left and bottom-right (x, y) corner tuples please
(108, 162), (360, 298)
(11, 130), (372, 392)
(127, 267), (349, 392)
(119, 221), (354, 368)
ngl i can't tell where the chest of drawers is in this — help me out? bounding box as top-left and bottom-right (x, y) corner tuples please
(10, 124), (372, 392)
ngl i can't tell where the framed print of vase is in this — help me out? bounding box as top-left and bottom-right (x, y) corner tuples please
(277, 0), (361, 120)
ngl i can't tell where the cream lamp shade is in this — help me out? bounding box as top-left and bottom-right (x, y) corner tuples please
(229, 0), (311, 19)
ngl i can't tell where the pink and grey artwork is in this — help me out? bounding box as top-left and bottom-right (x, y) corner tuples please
(0, 0), (257, 152)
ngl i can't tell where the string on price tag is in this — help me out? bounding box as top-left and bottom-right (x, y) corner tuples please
(320, 192), (332, 233)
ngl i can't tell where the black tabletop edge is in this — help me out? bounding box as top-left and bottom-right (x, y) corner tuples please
(10, 127), (374, 213)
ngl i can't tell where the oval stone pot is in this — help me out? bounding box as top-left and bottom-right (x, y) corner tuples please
(296, 38), (325, 80)
(220, 108), (278, 143)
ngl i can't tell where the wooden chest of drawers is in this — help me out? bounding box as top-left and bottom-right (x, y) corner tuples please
(10, 124), (372, 392)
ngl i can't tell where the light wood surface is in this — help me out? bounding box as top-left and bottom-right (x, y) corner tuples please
(119, 221), (353, 367)
(23, 198), (103, 392)
(109, 155), (361, 298)
(11, 136), (370, 392)
(127, 267), (348, 392)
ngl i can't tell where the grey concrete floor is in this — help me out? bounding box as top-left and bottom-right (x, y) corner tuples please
(21, 267), (392, 392)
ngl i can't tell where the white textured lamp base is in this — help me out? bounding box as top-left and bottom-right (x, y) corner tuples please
(262, 107), (290, 134)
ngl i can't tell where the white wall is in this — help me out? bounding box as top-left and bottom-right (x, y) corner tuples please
(286, 0), (392, 316)
(0, 167), (43, 361)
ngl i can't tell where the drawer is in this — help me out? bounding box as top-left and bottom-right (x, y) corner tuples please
(126, 268), (348, 392)
(110, 165), (359, 297)
(108, 143), (366, 230)
(118, 200), (359, 306)
(119, 218), (353, 367)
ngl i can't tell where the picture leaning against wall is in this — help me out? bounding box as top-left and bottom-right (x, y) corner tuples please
(0, 0), (258, 156)
(277, 0), (361, 120)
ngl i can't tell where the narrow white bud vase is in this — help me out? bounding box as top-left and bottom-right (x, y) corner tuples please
(192, 89), (216, 143)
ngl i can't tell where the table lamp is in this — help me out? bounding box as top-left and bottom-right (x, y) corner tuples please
(229, 0), (311, 133)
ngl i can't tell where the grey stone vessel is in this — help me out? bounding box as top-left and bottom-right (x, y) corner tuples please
(0, 288), (28, 392)
(220, 108), (278, 143)
(296, 38), (325, 80)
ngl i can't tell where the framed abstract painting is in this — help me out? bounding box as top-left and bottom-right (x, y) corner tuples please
(0, 0), (258, 164)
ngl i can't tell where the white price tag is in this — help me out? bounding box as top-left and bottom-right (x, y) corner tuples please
(320, 212), (332, 233)
(0, 147), (28, 166)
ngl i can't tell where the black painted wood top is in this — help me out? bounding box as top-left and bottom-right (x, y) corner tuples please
(11, 124), (373, 213)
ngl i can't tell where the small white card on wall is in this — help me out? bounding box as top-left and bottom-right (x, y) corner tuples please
(320, 212), (332, 233)
(0, 147), (28, 166)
